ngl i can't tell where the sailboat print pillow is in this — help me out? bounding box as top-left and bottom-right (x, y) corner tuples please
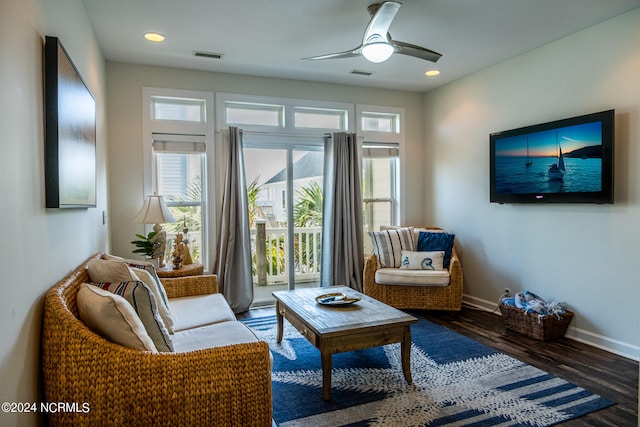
(399, 250), (445, 271)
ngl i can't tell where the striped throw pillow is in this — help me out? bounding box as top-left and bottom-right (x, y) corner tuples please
(93, 281), (174, 352)
(369, 227), (415, 268)
(88, 258), (175, 334)
(131, 267), (175, 334)
(101, 254), (172, 312)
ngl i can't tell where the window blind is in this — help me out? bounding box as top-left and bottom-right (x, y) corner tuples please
(152, 133), (206, 153)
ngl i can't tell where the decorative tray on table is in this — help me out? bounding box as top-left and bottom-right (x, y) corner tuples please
(315, 292), (361, 306)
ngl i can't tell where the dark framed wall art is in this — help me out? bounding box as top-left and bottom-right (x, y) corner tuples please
(44, 36), (96, 208)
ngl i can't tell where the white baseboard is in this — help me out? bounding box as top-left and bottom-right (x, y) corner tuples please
(462, 293), (639, 361)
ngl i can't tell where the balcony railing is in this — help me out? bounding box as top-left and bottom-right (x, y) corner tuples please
(251, 223), (322, 285)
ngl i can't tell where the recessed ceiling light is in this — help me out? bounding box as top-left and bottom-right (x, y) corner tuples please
(425, 70), (440, 77)
(144, 32), (165, 42)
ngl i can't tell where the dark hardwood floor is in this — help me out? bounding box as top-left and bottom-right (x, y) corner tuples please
(241, 304), (638, 426)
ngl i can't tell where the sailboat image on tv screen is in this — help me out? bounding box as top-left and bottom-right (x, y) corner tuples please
(548, 132), (565, 180)
(525, 136), (533, 167)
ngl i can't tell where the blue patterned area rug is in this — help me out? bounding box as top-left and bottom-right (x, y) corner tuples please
(242, 315), (613, 426)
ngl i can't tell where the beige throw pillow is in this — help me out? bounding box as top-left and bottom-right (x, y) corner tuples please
(101, 255), (174, 325)
(88, 258), (176, 334)
(77, 283), (157, 352)
(87, 258), (137, 283)
(92, 280), (174, 352)
(102, 253), (155, 267)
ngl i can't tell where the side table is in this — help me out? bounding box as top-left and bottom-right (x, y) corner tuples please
(156, 263), (204, 278)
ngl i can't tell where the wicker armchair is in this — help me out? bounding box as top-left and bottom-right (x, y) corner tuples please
(42, 253), (272, 427)
(363, 227), (463, 311)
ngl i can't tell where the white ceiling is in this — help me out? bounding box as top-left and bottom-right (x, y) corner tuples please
(82, 0), (640, 92)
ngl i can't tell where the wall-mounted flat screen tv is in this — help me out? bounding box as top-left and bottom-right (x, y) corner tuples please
(490, 109), (614, 204)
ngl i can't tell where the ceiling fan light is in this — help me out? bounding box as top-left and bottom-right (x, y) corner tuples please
(362, 42), (394, 63)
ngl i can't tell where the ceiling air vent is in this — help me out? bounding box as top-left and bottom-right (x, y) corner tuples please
(193, 51), (224, 60)
(350, 69), (374, 76)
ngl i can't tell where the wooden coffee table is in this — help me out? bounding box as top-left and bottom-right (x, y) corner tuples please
(272, 286), (417, 400)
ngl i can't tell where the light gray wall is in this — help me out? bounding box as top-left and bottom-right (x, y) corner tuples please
(423, 9), (640, 358)
(0, 0), (108, 425)
(105, 63), (425, 261)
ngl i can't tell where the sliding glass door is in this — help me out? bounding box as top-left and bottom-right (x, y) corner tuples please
(244, 138), (324, 306)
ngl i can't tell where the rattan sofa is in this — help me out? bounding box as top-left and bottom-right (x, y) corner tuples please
(42, 253), (272, 426)
(363, 227), (463, 311)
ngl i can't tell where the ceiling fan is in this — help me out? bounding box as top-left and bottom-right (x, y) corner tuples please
(303, 1), (442, 64)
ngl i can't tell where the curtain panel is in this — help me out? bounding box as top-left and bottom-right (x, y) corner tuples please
(215, 126), (253, 313)
(321, 132), (364, 291)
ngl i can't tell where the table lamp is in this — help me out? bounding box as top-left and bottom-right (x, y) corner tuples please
(133, 193), (175, 267)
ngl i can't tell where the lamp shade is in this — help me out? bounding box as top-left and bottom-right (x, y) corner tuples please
(362, 42), (394, 63)
(134, 194), (176, 224)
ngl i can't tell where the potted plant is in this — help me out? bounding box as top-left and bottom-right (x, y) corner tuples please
(131, 231), (160, 265)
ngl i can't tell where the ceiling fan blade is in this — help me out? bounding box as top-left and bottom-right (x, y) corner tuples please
(363, 1), (401, 43)
(391, 39), (442, 63)
(303, 47), (362, 60)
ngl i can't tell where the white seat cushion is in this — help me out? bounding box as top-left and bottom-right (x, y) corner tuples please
(375, 268), (450, 287)
(169, 293), (236, 332)
(172, 321), (260, 353)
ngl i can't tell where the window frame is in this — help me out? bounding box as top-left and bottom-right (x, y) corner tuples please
(142, 87), (215, 271)
(357, 104), (405, 227)
(362, 143), (400, 232)
(216, 93), (353, 135)
(215, 95), (405, 230)
(151, 97), (207, 123)
(224, 101), (285, 128)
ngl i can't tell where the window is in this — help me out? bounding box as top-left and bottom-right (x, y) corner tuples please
(151, 97), (205, 122)
(294, 107), (346, 130)
(361, 111), (399, 133)
(218, 93), (350, 134)
(143, 89), (213, 269)
(225, 102), (284, 127)
(216, 94), (351, 302)
(362, 143), (399, 253)
(217, 96), (405, 261)
(358, 106), (404, 246)
(153, 134), (206, 264)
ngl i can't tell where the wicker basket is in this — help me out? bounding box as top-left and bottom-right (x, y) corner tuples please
(499, 303), (573, 341)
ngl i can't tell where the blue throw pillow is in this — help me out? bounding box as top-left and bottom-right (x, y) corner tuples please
(416, 232), (455, 268)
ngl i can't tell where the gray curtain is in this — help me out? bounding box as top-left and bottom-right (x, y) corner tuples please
(321, 132), (364, 291)
(216, 126), (253, 313)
